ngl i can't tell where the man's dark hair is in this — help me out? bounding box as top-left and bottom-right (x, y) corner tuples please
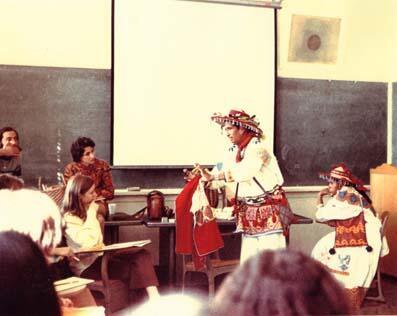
(70, 136), (95, 162)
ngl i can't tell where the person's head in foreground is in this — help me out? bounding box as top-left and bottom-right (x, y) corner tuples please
(0, 231), (61, 316)
(121, 293), (207, 316)
(0, 189), (62, 255)
(211, 109), (263, 146)
(210, 249), (350, 316)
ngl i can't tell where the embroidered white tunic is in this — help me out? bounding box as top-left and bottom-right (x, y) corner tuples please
(211, 138), (283, 196)
(210, 137), (286, 263)
(312, 187), (389, 289)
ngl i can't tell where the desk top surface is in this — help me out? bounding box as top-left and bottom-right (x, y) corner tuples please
(114, 186), (351, 197)
(143, 214), (313, 228)
(105, 219), (142, 226)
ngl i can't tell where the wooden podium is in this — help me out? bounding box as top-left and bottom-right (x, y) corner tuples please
(370, 163), (397, 276)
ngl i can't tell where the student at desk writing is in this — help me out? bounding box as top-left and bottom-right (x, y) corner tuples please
(193, 109), (291, 263)
(62, 174), (159, 300)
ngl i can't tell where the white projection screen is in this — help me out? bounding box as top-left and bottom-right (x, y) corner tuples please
(113, 0), (276, 166)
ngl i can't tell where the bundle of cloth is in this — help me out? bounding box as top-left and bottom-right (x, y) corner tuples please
(175, 176), (224, 270)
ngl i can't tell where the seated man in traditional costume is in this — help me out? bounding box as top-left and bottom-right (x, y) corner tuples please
(312, 163), (389, 314)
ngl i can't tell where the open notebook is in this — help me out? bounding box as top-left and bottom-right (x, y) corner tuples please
(54, 276), (94, 294)
(75, 239), (152, 254)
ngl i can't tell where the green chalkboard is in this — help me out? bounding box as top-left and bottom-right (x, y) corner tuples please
(275, 78), (387, 185)
(0, 65), (111, 187)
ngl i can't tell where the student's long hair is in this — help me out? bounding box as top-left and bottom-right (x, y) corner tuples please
(62, 174), (94, 220)
(210, 249), (350, 316)
(0, 231), (61, 316)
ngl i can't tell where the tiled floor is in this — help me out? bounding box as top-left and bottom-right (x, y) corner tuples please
(361, 275), (397, 315)
(109, 272), (397, 315)
(174, 272), (397, 315)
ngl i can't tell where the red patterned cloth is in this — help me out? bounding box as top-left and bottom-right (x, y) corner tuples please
(63, 158), (114, 200)
(235, 190), (290, 236)
(334, 212), (368, 248)
(235, 133), (254, 162)
(175, 176), (224, 270)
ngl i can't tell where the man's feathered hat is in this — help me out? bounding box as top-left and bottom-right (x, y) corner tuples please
(319, 163), (366, 191)
(211, 109), (263, 137)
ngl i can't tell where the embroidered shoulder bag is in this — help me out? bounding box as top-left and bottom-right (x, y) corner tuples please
(235, 178), (294, 236)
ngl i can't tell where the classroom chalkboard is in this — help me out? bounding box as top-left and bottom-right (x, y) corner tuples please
(275, 78), (387, 186)
(0, 66), (388, 188)
(0, 65), (111, 187)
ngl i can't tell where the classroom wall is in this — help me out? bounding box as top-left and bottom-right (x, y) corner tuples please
(391, 0), (397, 83)
(278, 0), (392, 82)
(276, 0), (390, 181)
(0, 0), (110, 69)
(0, 0), (111, 187)
(0, 0), (393, 189)
(391, 0), (397, 164)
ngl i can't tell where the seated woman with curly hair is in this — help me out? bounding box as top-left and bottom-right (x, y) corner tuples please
(64, 136), (115, 232)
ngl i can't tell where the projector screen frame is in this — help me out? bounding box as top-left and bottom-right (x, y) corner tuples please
(110, 0), (280, 168)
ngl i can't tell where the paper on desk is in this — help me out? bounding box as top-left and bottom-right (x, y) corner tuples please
(75, 239), (152, 254)
(62, 306), (105, 316)
(54, 276), (94, 293)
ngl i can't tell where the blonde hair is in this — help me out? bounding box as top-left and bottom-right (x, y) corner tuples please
(0, 189), (63, 253)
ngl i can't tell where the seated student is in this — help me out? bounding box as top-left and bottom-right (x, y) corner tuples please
(210, 249), (350, 316)
(64, 136), (114, 230)
(312, 163), (389, 314)
(0, 126), (22, 177)
(0, 176), (75, 270)
(0, 231), (62, 316)
(0, 188), (97, 309)
(62, 174), (160, 300)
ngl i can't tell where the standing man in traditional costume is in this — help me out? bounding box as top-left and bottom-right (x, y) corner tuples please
(312, 163), (389, 314)
(194, 109), (290, 263)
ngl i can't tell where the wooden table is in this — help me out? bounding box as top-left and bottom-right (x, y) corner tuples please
(143, 214), (313, 286)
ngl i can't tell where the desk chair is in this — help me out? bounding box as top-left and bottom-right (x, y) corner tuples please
(41, 183), (66, 208)
(180, 188), (238, 297)
(181, 231), (239, 297)
(365, 211), (389, 303)
(88, 252), (128, 314)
